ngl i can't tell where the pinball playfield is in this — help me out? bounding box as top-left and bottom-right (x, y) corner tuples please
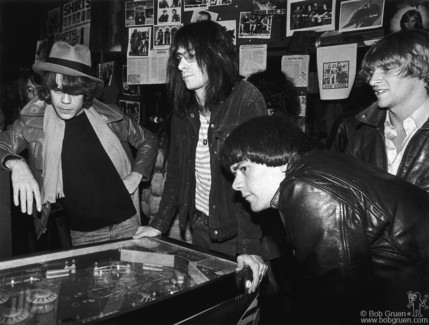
(0, 238), (256, 324)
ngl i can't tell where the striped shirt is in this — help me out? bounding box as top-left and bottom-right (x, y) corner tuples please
(195, 113), (211, 216)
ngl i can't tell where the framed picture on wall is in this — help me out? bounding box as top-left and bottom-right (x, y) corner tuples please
(339, 0), (385, 33)
(384, 0), (429, 33)
(286, 0), (336, 37)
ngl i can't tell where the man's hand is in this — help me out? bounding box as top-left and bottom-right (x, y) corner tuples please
(123, 171), (142, 194)
(7, 160), (41, 215)
(236, 254), (268, 294)
(133, 226), (162, 239)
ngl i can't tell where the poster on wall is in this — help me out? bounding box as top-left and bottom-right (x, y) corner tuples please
(125, 0), (154, 27)
(385, 0), (429, 33)
(218, 20), (237, 45)
(190, 9), (219, 22)
(287, 0), (336, 37)
(59, 0), (92, 46)
(252, 0), (286, 14)
(128, 26), (151, 57)
(339, 0), (385, 32)
(98, 62), (114, 86)
(122, 66), (140, 96)
(184, 0), (208, 11)
(119, 100), (142, 124)
(239, 12), (273, 39)
(154, 24), (181, 49)
(34, 39), (48, 62)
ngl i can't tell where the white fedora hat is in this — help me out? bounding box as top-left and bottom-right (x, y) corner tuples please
(32, 41), (103, 84)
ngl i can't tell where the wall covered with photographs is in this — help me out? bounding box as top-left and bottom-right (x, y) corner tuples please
(35, 0), (424, 141)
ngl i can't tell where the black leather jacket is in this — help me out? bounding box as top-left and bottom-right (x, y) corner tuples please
(273, 150), (429, 322)
(336, 102), (429, 192)
(150, 80), (266, 255)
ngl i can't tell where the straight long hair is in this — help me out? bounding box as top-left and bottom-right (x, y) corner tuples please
(166, 21), (239, 113)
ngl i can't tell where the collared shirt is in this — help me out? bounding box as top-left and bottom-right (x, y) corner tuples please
(384, 102), (429, 175)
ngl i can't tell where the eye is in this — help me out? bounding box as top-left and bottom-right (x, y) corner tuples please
(240, 166), (247, 173)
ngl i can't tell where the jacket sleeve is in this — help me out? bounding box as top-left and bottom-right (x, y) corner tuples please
(149, 114), (180, 234)
(122, 114), (158, 182)
(0, 119), (30, 169)
(278, 179), (374, 309)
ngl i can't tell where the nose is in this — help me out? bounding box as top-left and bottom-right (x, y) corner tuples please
(178, 57), (187, 71)
(369, 69), (383, 86)
(61, 93), (71, 104)
(232, 174), (242, 191)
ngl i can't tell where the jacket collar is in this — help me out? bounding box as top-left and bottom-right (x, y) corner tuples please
(20, 97), (123, 123)
(355, 101), (386, 129)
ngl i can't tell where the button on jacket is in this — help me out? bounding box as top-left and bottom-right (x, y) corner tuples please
(276, 150), (429, 322)
(0, 97), (158, 238)
(336, 102), (429, 192)
(150, 80), (266, 255)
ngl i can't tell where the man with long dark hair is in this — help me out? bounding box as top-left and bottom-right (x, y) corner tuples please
(0, 41), (158, 247)
(135, 21), (267, 292)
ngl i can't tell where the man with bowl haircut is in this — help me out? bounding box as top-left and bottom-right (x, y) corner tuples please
(0, 41), (158, 247)
(222, 115), (429, 323)
(335, 29), (429, 192)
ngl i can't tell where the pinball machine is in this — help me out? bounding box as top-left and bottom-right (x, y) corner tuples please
(0, 237), (259, 324)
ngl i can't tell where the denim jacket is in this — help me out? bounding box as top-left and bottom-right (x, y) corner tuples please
(0, 97), (158, 238)
(150, 80), (266, 255)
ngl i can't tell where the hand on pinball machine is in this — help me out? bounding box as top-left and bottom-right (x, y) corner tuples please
(122, 171), (142, 194)
(7, 159), (41, 215)
(236, 254), (268, 294)
(133, 226), (162, 239)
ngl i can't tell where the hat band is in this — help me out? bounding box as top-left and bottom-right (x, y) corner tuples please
(46, 57), (94, 76)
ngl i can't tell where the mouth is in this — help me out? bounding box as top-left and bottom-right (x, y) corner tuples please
(373, 88), (388, 96)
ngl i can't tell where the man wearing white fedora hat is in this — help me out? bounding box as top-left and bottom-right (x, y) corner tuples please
(0, 41), (158, 247)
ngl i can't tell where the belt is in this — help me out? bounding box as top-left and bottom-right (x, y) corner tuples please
(192, 210), (209, 226)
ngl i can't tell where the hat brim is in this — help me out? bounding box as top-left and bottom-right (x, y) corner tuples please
(33, 61), (103, 84)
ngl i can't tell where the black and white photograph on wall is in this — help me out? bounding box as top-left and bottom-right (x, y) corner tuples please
(385, 1), (429, 33)
(98, 62), (114, 87)
(322, 61), (349, 90)
(218, 20), (237, 44)
(128, 27), (151, 56)
(47, 7), (61, 36)
(154, 25), (180, 49)
(122, 66), (141, 96)
(158, 8), (182, 24)
(252, 0), (286, 14)
(190, 9), (219, 22)
(208, 0), (232, 6)
(339, 0), (384, 32)
(119, 100), (142, 124)
(184, 0), (208, 11)
(287, 0), (336, 36)
(125, 0), (154, 27)
(239, 12), (273, 38)
(158, 0), (182, 8)
(34, 39), (48, 62)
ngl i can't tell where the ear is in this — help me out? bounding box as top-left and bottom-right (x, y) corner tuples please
(279, 164), (288, 173)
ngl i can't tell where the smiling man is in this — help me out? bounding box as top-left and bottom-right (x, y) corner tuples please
(0, 41), (158, 247)
(222, 115), (429, 324)
(335, 29), (429, 192)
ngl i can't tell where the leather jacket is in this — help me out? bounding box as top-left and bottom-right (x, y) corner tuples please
(0, 97), (158, 238)
(150, 80), (266, 255)
(336, 102), (429, 192)
(274, 150), (429, 322)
